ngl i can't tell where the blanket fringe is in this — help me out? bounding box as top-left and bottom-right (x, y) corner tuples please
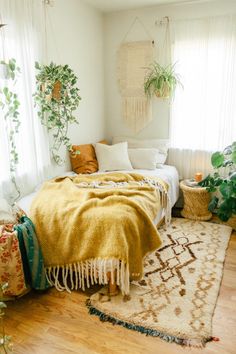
(45, 258), (130, 295)
(86, 300), (212, 348)
(143, 177), (171, 226)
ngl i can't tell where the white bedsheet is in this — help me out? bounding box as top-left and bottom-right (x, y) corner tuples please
(18, 165), (179, 216)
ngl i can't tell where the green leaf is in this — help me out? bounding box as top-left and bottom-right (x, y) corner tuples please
(230, 172), (236, 182)
(208, 196), (219, 212)
(231, 141), (236, 152)
(232, 151), (236, 164)
(211, 152), (224, 168)
(220, 182), (233, 199)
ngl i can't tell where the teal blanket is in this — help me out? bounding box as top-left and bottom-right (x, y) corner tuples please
(15, 216), (50, 290)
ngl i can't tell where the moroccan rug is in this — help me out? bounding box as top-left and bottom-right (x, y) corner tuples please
(87, 218), (232, 347)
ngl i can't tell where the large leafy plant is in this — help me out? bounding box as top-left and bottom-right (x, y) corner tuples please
(34, 62), (81, 165)
(144, 62), (182, 98)
(0, 58), (21, 201)
(199, 142), (236, 221)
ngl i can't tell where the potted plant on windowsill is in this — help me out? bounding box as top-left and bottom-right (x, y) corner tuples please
(33, 62), (82, 165)
(199, 142), (236, 228)
(144, 62), (182, 99)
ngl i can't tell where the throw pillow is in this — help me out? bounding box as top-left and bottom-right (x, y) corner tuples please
(128, 148), (159, 169)
(70, 144), (98, 174)
(95, 142), (133, 171)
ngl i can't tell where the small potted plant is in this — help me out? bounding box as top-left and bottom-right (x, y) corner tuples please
(144, 62), (182, 98)
(34, 62), (82, 165)
(199, 142), (236, 225)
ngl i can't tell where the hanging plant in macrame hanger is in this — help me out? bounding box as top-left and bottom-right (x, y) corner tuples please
(33, 62), (81, 165)
(144, 16), (183, 99)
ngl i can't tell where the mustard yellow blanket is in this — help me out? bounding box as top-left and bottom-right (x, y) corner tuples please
(30, 173), (170, 295)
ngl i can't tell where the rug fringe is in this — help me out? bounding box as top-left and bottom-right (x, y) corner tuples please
(45, 258), (130, 295)
(86, 300), (212, 348)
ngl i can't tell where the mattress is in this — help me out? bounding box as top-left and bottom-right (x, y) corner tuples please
(18, 165), (179, 219)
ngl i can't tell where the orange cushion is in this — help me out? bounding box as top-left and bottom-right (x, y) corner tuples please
(70, 140), (108, 174)
(70, 144), (98, 174)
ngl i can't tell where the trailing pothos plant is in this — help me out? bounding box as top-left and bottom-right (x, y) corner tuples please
(199, 142), (236, 222)
(0, 283), (12, 353)
(0, 58), (21, 201)
(33, 62), (81, 165)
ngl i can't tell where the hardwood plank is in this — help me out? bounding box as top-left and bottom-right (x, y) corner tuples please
(4, 232), (236, 354)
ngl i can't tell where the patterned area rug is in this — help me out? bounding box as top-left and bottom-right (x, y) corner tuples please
(87, 218), (232, 347)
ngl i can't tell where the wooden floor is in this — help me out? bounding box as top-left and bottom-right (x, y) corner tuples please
(5, 232), (236, 354)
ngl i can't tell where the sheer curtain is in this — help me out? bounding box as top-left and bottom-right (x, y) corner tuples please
(168, 15), (236, 179)
(0, 0), (52, 202)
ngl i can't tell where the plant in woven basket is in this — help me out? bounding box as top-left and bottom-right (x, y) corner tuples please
(0, 58), (21, 201)
(0, 283), (12, 353)
(199, 142), (236, 222)
(144, 62), (182, 98)
(33, 62), (82, 165)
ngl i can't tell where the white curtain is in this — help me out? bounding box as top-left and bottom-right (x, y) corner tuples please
(169, 15), (236, 179)
(167, 148), (213, 180)
(0, 0), (52, 202)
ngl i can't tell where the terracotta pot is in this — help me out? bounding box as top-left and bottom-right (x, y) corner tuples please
(155, 83), (170, 98)
(52, 80), (62, 101)
(41, 80), (62, 101)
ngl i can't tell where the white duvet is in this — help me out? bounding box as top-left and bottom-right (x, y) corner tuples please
(18, 165), (179, 219)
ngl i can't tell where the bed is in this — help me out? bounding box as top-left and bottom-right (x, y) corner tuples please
(18, 165), (179, 296)
(18, 165), (179, 218)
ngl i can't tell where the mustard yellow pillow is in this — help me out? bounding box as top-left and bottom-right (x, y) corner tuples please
(70, 144), (98, 174)
(70, 140), (108, 174)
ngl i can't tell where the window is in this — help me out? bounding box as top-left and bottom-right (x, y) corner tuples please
(0, 0), (51, 200)
(170, 15), (236, 151)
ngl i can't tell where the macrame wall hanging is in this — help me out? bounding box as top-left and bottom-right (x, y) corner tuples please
(117, 17), (154, 134)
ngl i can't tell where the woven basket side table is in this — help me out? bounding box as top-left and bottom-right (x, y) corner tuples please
(180, 180), (212, 221)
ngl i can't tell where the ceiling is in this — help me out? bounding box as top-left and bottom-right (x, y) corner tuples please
(83, 0), (204, 13)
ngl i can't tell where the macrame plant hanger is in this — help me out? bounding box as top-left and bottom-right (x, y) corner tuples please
(117, 17), (155, 134)
(0, 14), (7, 62)
(43, 0), (60, 64)
(157, 16), (171, 66)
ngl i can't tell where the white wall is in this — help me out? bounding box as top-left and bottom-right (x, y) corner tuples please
(45, 0), (105, 173)
(104, 0), (236, 141)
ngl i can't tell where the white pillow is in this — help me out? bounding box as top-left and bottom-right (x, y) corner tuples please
(95, 142), (133, 172)
(112, 137), (168, 164)
(128, 148), (159, 170)
(112, 136), (168, 152)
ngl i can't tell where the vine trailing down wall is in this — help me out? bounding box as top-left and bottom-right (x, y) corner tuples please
(0, 58), (21, 202)
(34, 62), (82, 165)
